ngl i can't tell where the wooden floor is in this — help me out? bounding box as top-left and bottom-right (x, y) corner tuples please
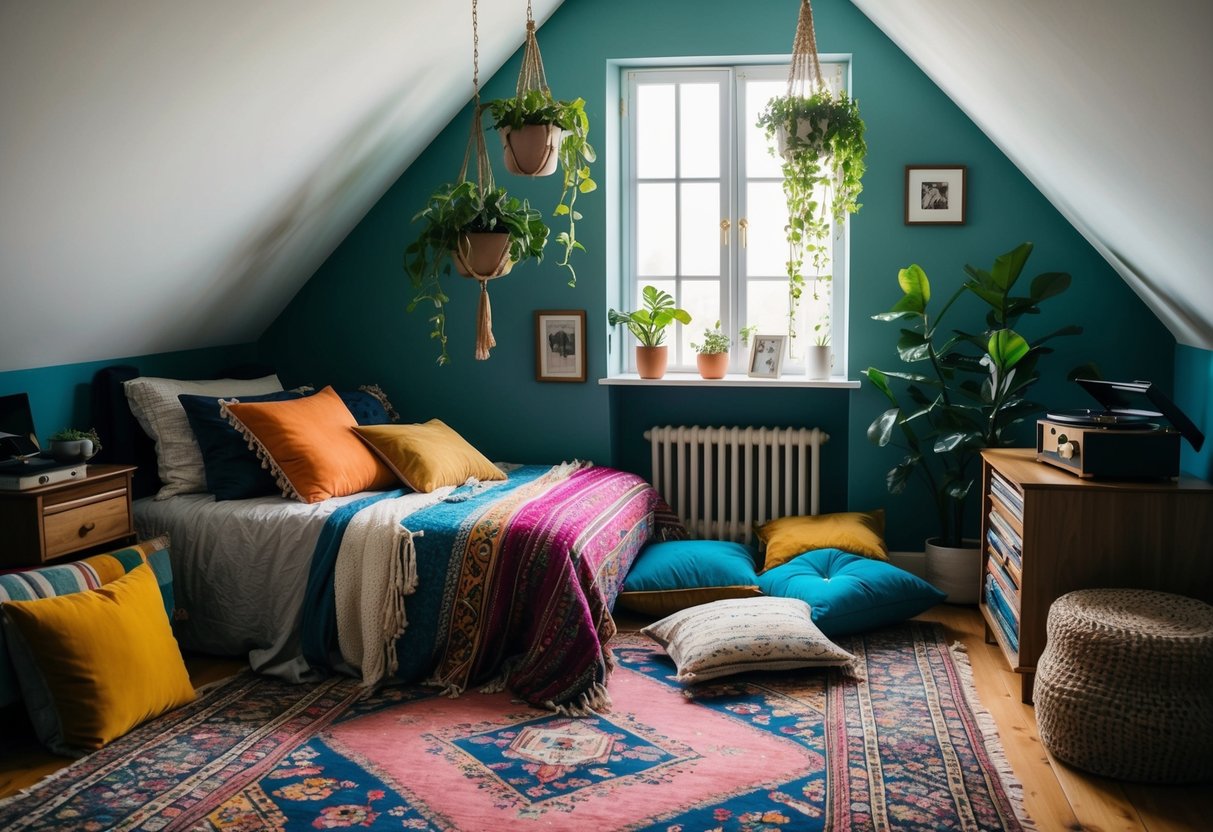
(1, 606), (1209, 830)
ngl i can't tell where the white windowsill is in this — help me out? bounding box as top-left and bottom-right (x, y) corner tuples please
(598, 372), (861, 389)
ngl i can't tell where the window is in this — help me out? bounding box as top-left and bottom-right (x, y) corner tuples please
(622, 63), (848, 375)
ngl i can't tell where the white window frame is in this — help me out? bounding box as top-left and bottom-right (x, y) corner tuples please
(620, 61), (849, 376)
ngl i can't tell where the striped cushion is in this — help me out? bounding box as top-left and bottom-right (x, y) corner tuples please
(0, 536), (173, 708)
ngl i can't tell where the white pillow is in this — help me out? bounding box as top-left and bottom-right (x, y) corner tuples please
(124, 374), (283, 499)
(641, 597), (854, 683)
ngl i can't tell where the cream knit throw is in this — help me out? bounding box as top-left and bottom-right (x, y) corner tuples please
(334, 489), (452, 687)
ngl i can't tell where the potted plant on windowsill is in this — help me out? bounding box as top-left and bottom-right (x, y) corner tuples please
(608, 285), (691, 380)
(692, 321), (730, 379)
(404, 180), (549, 365)
(48, 427), (102, 463)
(864, 242), (1086, 602)
(487, 92), (596, 286)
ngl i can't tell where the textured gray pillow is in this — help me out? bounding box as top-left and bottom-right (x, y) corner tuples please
(642, 596), (854, 683)
(123, 375), (283, 499)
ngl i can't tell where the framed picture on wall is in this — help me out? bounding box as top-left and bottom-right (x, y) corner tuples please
(905, 165), (967, 225)
(747, 333), (786, 379)
(535, 310), (587, 382)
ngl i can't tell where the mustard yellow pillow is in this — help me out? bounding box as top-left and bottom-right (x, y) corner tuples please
(0, 565), (195, 755)
(354, 420), (505, 493)
(222, 385), (397, 503)
(756, 510), (888, 571)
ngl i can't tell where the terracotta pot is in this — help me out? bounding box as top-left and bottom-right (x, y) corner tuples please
(452, 232), (514, 279)
(696, 352), (729, 379)
(925, 537), (982, 604)
(499, 124), (562, 177)
(635, 345), (669, 379)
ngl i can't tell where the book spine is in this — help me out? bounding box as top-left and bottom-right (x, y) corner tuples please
(985, 575), (1020, 653)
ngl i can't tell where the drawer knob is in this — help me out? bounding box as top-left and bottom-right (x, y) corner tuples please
(78, 522), (97, 537)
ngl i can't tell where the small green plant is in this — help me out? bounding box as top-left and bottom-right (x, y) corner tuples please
(49, 427), (102, 454)
(739, 324), (758, 347)
(607, 285), (691, 347)
(757, 90), (865, 340)
(404, 180), (549, 364)
(691, 321), (730, 355)
(488, 91), (596, 286)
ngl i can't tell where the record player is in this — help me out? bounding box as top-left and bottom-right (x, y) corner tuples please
(1037, 379), (1205, 479)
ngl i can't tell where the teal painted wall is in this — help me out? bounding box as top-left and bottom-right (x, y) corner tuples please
(0, 344), (259, 448)
(260, 0), (1175, 549)
(1175, 344), (1212, 481)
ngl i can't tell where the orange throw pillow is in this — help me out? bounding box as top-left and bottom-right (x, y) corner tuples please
(221, 386), (396, 503)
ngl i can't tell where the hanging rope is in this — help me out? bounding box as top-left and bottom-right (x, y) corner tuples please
(456, 0), (507, 360)
(515, 0), (551, 98)
(787, 0), (825, 98)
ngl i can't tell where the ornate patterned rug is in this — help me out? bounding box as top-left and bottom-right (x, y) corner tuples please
(0, 623), (1030, 831)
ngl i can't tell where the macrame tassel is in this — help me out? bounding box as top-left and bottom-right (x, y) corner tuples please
(475, 279), (496, 360)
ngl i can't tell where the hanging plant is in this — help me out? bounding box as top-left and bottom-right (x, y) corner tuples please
(755, 0), (866, 343)
(485, 4), (595, 287)
(403, 0), (550, 365)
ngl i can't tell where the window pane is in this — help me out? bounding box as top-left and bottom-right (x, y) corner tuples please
(745, 181), (789, 278)
(636, 84), (675, 179)
(678, 280), (722, 366)
(637, 183), (676, 276)
(746, 279), (792, 341)
(680, 182), (720, 277)
(679, 83), (720, 178)
(745, 79), (785, 179)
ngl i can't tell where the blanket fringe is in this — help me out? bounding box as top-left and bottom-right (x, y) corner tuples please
(948, 640), (1038, 831)
(377, 528), (422, 684)
(543, 682), (612, 717)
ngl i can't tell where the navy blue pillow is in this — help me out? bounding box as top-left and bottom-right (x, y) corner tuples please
(337, 386), (398, 426)
(758, 548), (946, 637)
(179, 390), (307, 500)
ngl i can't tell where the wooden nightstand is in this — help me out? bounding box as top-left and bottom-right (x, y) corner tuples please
(0, 464), (137, 568)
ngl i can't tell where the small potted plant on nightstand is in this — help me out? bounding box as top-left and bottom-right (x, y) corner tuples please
(692, 321), (731, 379)
(48, 428), (102, 463)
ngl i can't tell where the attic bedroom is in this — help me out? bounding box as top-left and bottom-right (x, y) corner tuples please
(1, 1), (1210, 829)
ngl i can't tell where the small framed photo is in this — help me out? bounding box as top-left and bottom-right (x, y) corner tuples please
(905, 165), (967, 225)
(535, 309), (586, 382)
(747, 334), (786, 379)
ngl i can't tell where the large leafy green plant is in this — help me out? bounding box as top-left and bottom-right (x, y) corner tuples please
(404, 180), (549, 365)
(607, 285), (691, 348)
(757, 90), (866, 339)
(488, 91), (596, 286)
(864, 242), (1084, 547)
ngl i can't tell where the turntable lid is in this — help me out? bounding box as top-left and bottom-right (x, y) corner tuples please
(1076, 379), (1205, 452)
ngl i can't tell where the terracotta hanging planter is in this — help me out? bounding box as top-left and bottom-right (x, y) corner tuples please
(635, 345), (669, 380)
(696, 352), (729, 379)
(451, 231), (515, 279)
(499, 124), (562, 177)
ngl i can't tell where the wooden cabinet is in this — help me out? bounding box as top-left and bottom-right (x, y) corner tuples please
(979, 449), (1213, 703)
(0, 464), (137, 567)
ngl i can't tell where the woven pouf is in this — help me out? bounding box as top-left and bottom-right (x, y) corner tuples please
(1033, 588), (1213, 783)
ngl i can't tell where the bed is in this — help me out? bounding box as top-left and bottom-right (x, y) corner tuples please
(94, 366), (682, 714)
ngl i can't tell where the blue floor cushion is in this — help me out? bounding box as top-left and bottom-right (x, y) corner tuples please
(758, 548), (945, 637)
(617, 539), (762, 617)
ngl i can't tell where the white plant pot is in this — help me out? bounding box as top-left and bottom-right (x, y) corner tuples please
(776, 118), (830, 160)
(925, 537), (981, 604)
(807, 345), (832, 380)
(50, 438), (94, 463)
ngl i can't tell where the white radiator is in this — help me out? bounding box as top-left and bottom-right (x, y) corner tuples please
(643, 425), (830, 543)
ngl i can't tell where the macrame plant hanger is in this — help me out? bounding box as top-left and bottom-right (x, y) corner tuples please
(787, 0), (825, 100)
(456, 0), (509, 360)
(501, 0), (559, 176)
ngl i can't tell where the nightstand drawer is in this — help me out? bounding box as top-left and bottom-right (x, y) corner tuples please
(43, 492), (131, 559)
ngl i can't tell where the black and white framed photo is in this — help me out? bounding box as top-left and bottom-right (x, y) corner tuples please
(747, 333), (786, 379)
(535, 309), (586, 382)
(905, 165), (967, 225)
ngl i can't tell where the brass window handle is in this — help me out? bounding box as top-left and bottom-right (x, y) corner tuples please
(720, 219), (731, 246)
(739, 218), (749, 248)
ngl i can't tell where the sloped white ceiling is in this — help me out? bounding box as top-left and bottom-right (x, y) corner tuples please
(3, 1), (1210, 375)
(852, 0), (1213, 350)
(0, 0), (561, 373)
